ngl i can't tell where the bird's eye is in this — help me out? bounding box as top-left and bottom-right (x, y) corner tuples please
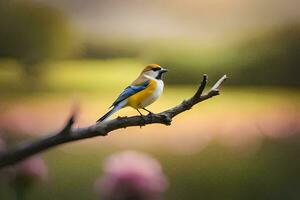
(152, 67), (161, 71)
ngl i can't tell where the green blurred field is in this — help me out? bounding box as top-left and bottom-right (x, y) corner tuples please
(1, 59), (300, 200)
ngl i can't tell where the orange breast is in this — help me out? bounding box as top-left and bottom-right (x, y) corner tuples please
(127, 80), (157, 109)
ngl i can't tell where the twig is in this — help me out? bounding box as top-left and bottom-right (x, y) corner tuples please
(0, 74), (227, 168)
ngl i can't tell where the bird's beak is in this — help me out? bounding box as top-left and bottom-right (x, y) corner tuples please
(160, 68), (168, 73)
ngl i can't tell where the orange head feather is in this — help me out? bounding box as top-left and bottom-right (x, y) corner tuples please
(141, 64), (162, 73)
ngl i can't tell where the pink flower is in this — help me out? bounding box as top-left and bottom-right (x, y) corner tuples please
(15, 155), (48, 183)
(0, 135), (48, 186)
(95, 151), (168, 200)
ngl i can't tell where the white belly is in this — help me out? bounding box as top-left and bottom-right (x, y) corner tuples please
(140, 80), (164, 108)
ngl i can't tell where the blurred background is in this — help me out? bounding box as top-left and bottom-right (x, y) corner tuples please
(0, 0), (300, 199)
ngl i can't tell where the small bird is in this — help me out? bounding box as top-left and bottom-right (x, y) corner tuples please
(97, 64), (168, 122)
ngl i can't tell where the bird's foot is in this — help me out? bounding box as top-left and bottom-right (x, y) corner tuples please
(142, 108), (154, 116)
(147, 111), (154, 116)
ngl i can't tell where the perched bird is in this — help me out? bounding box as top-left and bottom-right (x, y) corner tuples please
(97, 64), (168, 122)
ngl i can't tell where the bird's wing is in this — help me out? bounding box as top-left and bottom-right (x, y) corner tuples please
(110, 80), (150, 108)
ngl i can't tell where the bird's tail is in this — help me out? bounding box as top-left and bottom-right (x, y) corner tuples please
(96, 103), (124, 122)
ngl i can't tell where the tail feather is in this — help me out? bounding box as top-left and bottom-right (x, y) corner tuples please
(96, 108), (115, 122)
(96, 102), (125, 122)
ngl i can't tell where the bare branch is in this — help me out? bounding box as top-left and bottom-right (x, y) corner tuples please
(60, 113), (76, 134)
(210, 75), (227, 92)
(193, 74), (207, 98)
(0, 74), (227, 168)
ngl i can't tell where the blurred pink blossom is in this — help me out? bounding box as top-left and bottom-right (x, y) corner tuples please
(95, 151), (168, 200)
(15, 155), (48, 183)
(0, 136), (48, 186)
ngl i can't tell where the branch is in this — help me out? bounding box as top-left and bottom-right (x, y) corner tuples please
(0, 75), (227, 168)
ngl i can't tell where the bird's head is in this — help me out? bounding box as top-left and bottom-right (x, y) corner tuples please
(141, 64), (168, 80)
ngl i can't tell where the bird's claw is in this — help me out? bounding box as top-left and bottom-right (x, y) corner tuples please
(147, 111), (154, 116)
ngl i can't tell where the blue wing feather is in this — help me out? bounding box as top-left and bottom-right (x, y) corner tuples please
(110, 80), (149, 108)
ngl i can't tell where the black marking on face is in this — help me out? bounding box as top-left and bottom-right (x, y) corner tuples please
(152, 67), (161, 72)
(156, 69), (167, 80)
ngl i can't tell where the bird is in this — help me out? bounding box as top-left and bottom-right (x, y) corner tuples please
(97, 64), (168, 122)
